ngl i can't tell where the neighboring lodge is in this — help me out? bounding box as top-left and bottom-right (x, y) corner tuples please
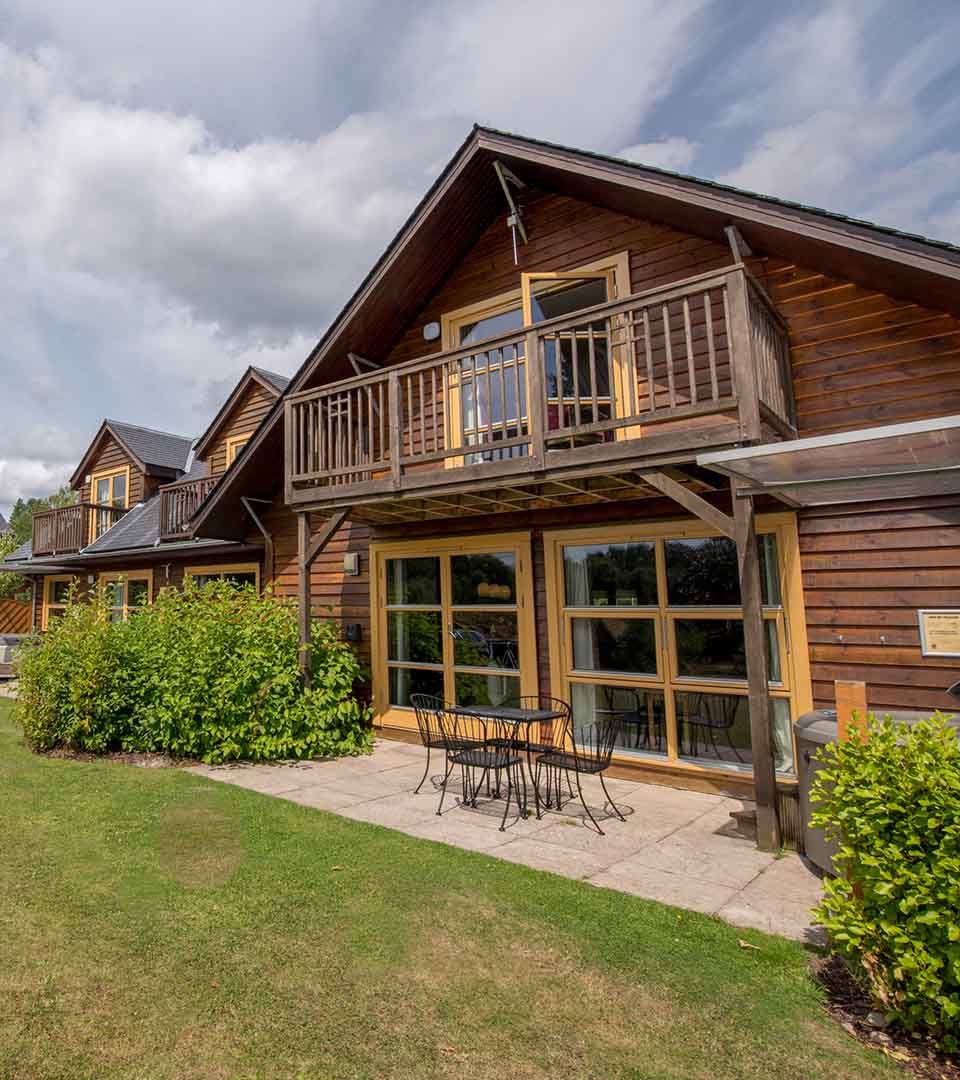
(5, 127), (960, 849)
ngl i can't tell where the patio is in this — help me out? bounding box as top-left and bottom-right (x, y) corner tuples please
(187, 737), (824, 942)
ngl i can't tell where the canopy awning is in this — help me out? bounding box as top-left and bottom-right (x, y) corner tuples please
(697, 415), (960, 507)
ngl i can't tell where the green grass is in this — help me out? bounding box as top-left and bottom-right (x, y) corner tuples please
(0, 699), (894, 1080)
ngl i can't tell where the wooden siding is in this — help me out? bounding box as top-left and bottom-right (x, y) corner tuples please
(204, 382), (277, 477)
(265, 504), (373, 666)
(0, 597), (31, 635)
(79, 434), (146, 505)
(799, 497), (960, 713)
(384, 191), (733, 369)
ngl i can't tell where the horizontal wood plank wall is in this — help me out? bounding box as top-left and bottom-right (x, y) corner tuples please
(747, 256), (960, 712)
(265, 504), (373, 666)
(750, 257), (960, 435)
(205, 382), (277, 477)
(79, 435), (145, 505)
(384, 191), (733, 369)
(799, 497), (960, 713)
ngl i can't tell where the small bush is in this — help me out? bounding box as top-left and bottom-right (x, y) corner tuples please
(16, 579), (372, 763)
(810, 714), (960, 1049)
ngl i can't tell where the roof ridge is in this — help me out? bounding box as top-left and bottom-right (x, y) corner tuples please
(106, 418), (193, 442)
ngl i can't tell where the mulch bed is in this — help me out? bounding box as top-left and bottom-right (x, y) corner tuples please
(813, 955), (959, 1079)
(42, 748), (182, 768)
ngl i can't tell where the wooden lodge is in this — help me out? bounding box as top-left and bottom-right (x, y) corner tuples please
(6, 127), (960, 850)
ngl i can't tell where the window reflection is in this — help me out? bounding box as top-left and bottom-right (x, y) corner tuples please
(451, 552), (516, 605)
(563, 542), (657, 607)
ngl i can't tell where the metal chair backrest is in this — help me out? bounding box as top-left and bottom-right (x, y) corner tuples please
(517, 694), (571, 749)
(410, 694), (447, 747)
(566, 709), (621, 772)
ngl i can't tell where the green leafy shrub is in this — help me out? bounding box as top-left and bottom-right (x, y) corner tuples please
(810, 713), (960, 1049)
(15, 579), (371, 763)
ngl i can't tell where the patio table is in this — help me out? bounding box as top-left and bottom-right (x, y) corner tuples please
(447, 703), (566, 813)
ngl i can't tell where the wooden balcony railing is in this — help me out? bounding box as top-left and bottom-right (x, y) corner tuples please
(32, 502), (127, 555)
(159, 475), (218, 539)
(284, 266), (795, 507)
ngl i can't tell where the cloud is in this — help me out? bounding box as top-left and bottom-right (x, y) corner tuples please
(716, 3), (960, 240)
(617, 137), (700, 172)
(0, 458), (73, 510)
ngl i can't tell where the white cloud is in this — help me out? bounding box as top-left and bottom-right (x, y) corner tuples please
(0, 458), (73, 510)
(617, 137), (700, 172)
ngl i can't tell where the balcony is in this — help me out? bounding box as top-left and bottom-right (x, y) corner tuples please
(159, 475), (219, 539)
(284, 266), (795, 522)
(32, 503), (127, 556)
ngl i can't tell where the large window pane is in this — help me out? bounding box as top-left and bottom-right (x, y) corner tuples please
(386, 557), (440, 606)
(388, 612), (443, 664)
(675, 619), (747, 680)
(389, 666), (444, 708)
(571, 617), (657, 675)
(112, 472), (126, 507)
(451, 552), (516, 605)
(51, 580), (72, 605)
(676, 691), (795, 774)
(127, 579), (150, 608)
(563, 542), (657, 607)
(665, 535), (781, 607)
(458, 306), (523, 345)
(570, 683), (667, 758)
(454, 672), (520, 709)
(676, 691), (751, 769)
(452, 611), (519, 669)
(665, 537), (740, 606)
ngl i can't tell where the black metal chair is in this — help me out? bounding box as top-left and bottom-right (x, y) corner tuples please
(682, 693), (745, 763)
(534, 711), (626, 834)
(615, 688), (665, 752)
(438, 709), (528, 830)
(410, 694), (462, 796)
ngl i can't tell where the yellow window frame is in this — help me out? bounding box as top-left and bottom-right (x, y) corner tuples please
(42, 574), (76, 630)
(226, 433), (252, 466)
(100, 570), (153, 620)
(369, 531), (538, 732)
(89, 464), (131, 541)
(185, 562), (261, 591)
(440, 252), (631, 466)
(543, 512), (812, 780)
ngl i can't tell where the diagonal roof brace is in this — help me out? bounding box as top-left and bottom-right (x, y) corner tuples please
(493, 159), (528, 263)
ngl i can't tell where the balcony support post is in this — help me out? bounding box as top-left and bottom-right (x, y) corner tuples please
(726, 269), (762, 443)
(524, 330), (546, 466)
(732, 478), (781, 852)
(297, 508), (350, 686)
(241, 497), (274, 587)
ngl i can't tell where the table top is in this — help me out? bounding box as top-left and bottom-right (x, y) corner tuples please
(447, 704), (565, 724)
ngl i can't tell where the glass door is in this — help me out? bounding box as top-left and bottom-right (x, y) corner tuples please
(376, 536), (536, 729)
(549, 524), (798, 776)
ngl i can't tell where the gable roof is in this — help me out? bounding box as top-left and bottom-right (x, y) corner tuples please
(70, 419), (193, 487)
(190, 124), (960, 540)
(192, 366), (289, 460)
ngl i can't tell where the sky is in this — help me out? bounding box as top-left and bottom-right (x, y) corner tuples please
(1, 0), (959, 517)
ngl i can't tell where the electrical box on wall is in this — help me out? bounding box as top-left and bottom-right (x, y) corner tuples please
(343, 552), (360, 576)
(344, 623), (362, 643)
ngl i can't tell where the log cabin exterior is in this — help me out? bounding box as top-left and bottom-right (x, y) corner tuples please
(5, 127), (960, 850)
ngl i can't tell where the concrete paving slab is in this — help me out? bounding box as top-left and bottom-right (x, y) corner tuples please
(338, 791), (439, 830)
(493, 836), (617, 880)
(621, 833), (774, 890)
(404, 815), (519, 853)
(282, 785), (374, 812)
(588, 862), (741, 915)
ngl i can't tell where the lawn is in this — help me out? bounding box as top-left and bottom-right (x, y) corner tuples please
(0, 698), (895, 1080)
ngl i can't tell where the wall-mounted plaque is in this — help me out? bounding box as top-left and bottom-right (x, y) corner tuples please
(918, 609), (960, 658)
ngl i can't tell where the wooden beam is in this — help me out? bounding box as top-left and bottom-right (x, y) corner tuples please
(732, 479), (780, 852)
(639, 470), (736, 539)
(241, 497), (274, 587)
(724, 223), (752, 263)
(297, 508), (350, 685)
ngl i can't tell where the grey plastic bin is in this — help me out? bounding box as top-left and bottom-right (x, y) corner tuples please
(795, 706), (960, 875)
